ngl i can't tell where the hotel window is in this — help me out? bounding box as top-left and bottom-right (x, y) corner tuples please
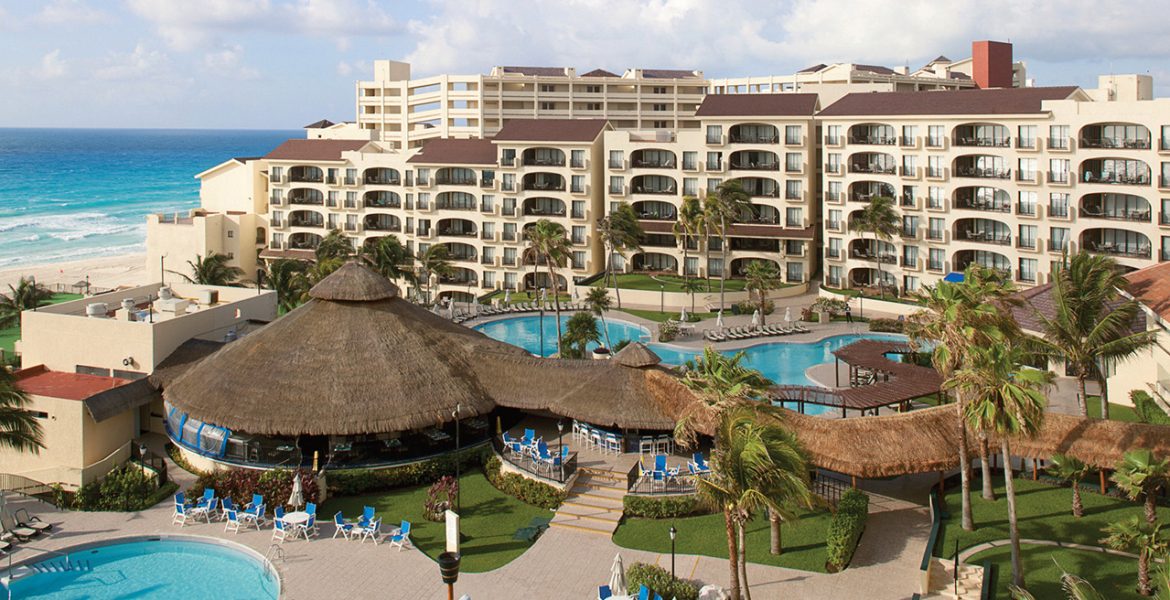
(571, 175), (586, 194)
(327, 214), (339, 229)
(827, 265), (842, 287)
(584, 102), (600, 112)
(482, 223), (495, 239)
(927, 125), (945, 147)
(1018, 225), (1037, 249)
(827, 180), (843, 201)
(652, 86), (668, 94)
(572, 251), (586, 269)
(500, 149), (516, 166)
(785, 240), (803, 257)
(570, 149), (586, 168)
(682, 151), (697, 170)
(825, 125), (842, 145)
(786, 262), (803, 283)
(1049, 159), (1070, 183)
(902, 155), (918, 176)
(928, 187), (944, 209)
(1019, 258), (1038, 283)
(928, 218), (946, 240)
(1049, 125), (1070, 149)
(417, 193), (430, 210)
(1018, 191), (1037, 216)
(706, 152), (723, 170)
(270, 166), (283, 182)
(653, 120), (669, 129)
(586, 85), (602, 94)
(1162, 125), (1170, 151)
(270, 211), (283, 226)
(345, 191), (357, 208)
(901, 185), (918, 207)
(903, 245), (918, 268)
(902, 215), (919, 237)
(1018, 158), (1037, 181)
(416, 168), (429, 185)
(483, 271), (495, 288)
(707, 257), (723, 277)
(652, 104), (668, 112)
(684, 257), (698, 276)
(501, 173), (516, 192)
(1050, 227), (1069, 251)
(785, 125), (802, 144)
(706, 125), (722, 144)
(929, 248), (945, 271)
(707, 178), (722, 192)
(1018, 125), (1037, 149)
(786, 207), (803, 227)
(785, 153), (802, 172)
(405, 217), (414, 233)
(540, 84), (555, 92)
(826, 153), (841, 174)
(828, 237), (842, 258)
(571, 226), (586, 244)
(683, 177), (698, 196)
(504, 272), (517, 290)
(927, 156), (944, 178)
(226, 230), (234, 238)
(901, 125), (918, 145)
(326, 191), (338, 207)
(481, 195), (495, 212)
(1049, 193), (1070, 217)
(345, 168), (357, 185)
(785, 180), (802, 200)
(539, 102), (557, 110)
(903, 276), (920, 293)
(828, 209), (842, 231)
(609, 150), (624, 168)
(270, 188), (283, 203)
(609, 176), (624, 194)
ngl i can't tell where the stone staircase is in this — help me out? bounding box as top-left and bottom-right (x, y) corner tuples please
(923, 558), (985, 599)
(549, 467), (627, 536)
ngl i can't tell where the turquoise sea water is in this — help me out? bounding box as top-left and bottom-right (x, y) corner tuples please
(0, 128), (297, 268)
(6, 538), (279, 599)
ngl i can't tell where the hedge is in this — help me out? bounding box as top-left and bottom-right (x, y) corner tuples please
(66, 464), (176, 512)
(326, 447), (489, 496)
(483, 456), (565, 509)
(626, 562), (699, 600)
(189, 468), (319, 508)
(1132, 390), (1170, 425)
(623, 494), (713, 519)
(868, 318), (905, 333)
(825, 488), (869, 572)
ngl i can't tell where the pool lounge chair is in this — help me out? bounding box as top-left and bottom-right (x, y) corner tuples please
(242, 502), (265, 529)
(690, 452), (712, 477)
(0, 512), (36, 542)
(388, 520), (412, 551)
(10, 508), (51, 534)
(332, 512), (354, 540)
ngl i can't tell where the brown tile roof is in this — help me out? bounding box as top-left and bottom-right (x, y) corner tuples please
(303, 119), (336, 129)
(259, 248), (317, 260)
(501, 66), (567, 76)
(407, 138), (496, 165)
(1011, 280), (1144, 334)
(642, 69), (700, 79)
(264, 139), (369, 161)
(15, 365), (130, 401)
(695, 93), (818, 117)
(819, 86), (1080, 117)
(582, 69), (618, 78)
(1126, 262), (1170, 321)
(493, 119), (608, 143)
(797, 63), (828, 74)
(854, 64), (896, 75)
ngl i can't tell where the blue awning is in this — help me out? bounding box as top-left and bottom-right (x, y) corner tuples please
(943, 272), (965, 283)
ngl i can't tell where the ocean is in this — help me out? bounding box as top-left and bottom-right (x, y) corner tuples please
(0, 128), (298, 268)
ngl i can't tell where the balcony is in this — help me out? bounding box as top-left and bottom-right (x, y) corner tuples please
(1081, 137), (1152, 150)
(729, 125), (778, 144)
(522, 174), (565, 192)
(848, 163), (896, 175)
(288, 217), (325, 229)
(953, 192), (1011, 213)
(631, 175), (678, 195)
(364, 192), (401, 209)
(437, 228), (477, 238)
(363, 216), (401, 232)
(1080, 159), (1152, 186)
(1081, 229), (1152, 259)
(955, 230), (1011, 246)
(288, 190), (324, 206)
(1080, 124), (1152, 150)
(729, 161), (779, 171)
(631, 149), (677, 169)
(522, 148), (566, 167)
(436, 174), (478, 186)
(522, 198), (566, 217)
(1080, 196), (1152, 222)
(364, 168), (401, 185)
(953, 136), (1010, 148)
(954, 166), (1011, 180)
(289, 167), (323, 183)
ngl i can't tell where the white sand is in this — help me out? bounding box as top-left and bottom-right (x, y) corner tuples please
(0, 253), (149, 292)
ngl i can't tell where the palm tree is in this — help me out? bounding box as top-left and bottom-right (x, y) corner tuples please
(526, 219), (571, 355)
(704, 181), (751, 312)
(585, 287), (613, 350)
(171, 253), (245, 286)
(677, 347), (773, 445)
(360, 235), (417, 286)
(1112, 448), (1170, 526)
(1047, 454), (1092, 518)
(0, 366), (44, 453)
(1102, 517), (1168, 596)
(696, 405), (810, 600)
(0, 277), (53, 328)
(263, 259), (310, 314)
(850, 195), (900, 298)
(743, 260), (781, 327)
(559, 312), (600, 359)
(415, 244), (453, 306)
(1029, 251), (1156, 418)
(674, 195), (705, 284)
(597, 203), (643, 308)
(315, 229), (354, 263)
(952, 340), (1053, 591)
(681, 278), (704, 317)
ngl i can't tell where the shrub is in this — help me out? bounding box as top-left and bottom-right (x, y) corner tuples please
(623, 494), (713, 519)
(1132, 390), (1170, 425)
(626, 562), (699, 600)
(166, 443), (203, 476)
(72, 464), (160, 511)
(424, 475), (458, 522)
(483, 456), (565, 509)
(189, 468), (319, 508)
(658, 320), (680, 343)
(810, 297), (849, 316)
(734, 299), (774, 316)
(825, 488), (869, 572)
(868, 318), (904, 333)
(327, 447), (488, 496)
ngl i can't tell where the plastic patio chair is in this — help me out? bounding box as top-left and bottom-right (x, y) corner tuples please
(388, 520), (412, 551)
(598, 584), (612, 599)
(332, 512), (354, 540)
(224, 509), (242, 534)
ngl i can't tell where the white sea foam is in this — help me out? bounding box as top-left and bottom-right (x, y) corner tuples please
(0, 242), (145, 268)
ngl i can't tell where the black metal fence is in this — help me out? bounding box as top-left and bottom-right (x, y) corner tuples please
(491, 436), (578, 484)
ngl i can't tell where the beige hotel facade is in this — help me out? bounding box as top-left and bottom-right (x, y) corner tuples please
(146, 43), (1170, 306)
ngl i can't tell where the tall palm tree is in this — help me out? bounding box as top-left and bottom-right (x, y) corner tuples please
(851, 195), (900, 298)
(0, 366), (44, 453)
(171, 253), (245, 286)
(596, 203), (643, 308)
(0, 277), (53, 328)
(674, 195), (705, 284)
(584, 287), (613, 349)
(360, 235), (418, 287)
(1030, 251), (1156, 418)
(526, 219), (571, 355)
(952, 340), (1053, 591)
(681, 278), (704, 316)
(559, 312), (600, 359)
(677, 347), (773, 446)
(263, 259), (310, 314)
(743, 260), (781, 327)
(315, 229), (354, 263)
(704, 181), (751, 312)
(1047, 453), (1092, 518)
(698, 406), (811, 600)
(1112, 448), (1170, 526)
(415, 244), (453, 306)
(1102, 517), (1168, 597)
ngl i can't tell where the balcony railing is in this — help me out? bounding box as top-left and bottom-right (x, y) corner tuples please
(848, 135), (897, 145)
(1085, 242), (1151, 259)
(849, 164), (897, 175)
(364, 200), (401, 209)
(522, 158), (565, 167)
(436, 176), (477, 186)
(954, 137), (1011, 148)
(1047, 172), (1071, 184)
(288, 195), (323, 205)
(632, 159), (676, 169)
(436, 203), (477, 211)
(956, 231), (1011, 245)
(850, 249), (897, 264)
(437, 229), (477, 237)
(1079, 207), (1152, 222)
(729, 162), (778, 171)
(364, 222), (401, 232)
(364, 175), (401, 185)
(290, 173), (323, 183)
(523, 182), (565, 192)
(953, 199), (1010, 213)
(1082, 172), (1151, 185)
(954, 166), (1011, 179)
(631, 185), (677, 195)
(729, 134), (778, 144)
(523, 207), (566, 217)
(1080, 138), (1151, 149)
(289, 219), (325, 228)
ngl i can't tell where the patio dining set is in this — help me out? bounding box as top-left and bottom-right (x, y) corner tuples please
(501, 429), (570, 475)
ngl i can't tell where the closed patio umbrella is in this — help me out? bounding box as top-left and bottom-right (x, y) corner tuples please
(784, 306), (792, 325)
(715, 310), (724, 331)
(503, 289), (511, 304)
(288, 473), (304, 509)
(679, 307), (687, 322)
(609, 553), (627, 594)
(751, 309), (760, 329)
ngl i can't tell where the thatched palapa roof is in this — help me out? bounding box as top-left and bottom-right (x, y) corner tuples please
(613, 342), (662, 368)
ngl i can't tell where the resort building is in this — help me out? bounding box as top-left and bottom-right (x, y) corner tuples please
(1108, 262), (1170, 406)
(2, 284), (276, 487)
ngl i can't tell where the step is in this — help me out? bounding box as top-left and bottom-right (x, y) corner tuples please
(573, 476), (627, 492)
(557, 503), (622, 523)
(563, 495), (625, 511)
(571, 485), (626, 501)
(549, 514), (618, 535)
(578, 467), (627, 482)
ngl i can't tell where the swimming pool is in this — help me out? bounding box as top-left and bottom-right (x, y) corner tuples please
(474, 314), (650, 357)
(4, 536), (279, 599)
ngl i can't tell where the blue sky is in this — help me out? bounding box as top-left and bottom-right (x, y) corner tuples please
(2, 0), (1169, 130)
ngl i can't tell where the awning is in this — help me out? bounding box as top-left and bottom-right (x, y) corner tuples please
(84, 378), (157, 422)
(943, 272), (965, 283)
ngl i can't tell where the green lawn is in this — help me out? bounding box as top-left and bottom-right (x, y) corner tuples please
(936, 478), (1170, 562)
(617, 308), (717, 323)
(319, 472), (550, 572)
(970, 544), (1142, 600)
(1085, 396), (1140, 423)
(487, 291), (572, 305)
(0, 293), (82, 358)
(596, 273), (751, 293)
(613, 508), (833, 572)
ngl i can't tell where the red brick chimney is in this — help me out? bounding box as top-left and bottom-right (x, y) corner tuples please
(972, 40), (1013, 88)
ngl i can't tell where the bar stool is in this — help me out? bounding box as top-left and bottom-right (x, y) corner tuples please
(655, 434), (673, 455)
(639, 436), (655, 455)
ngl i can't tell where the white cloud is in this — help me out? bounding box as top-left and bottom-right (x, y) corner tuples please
(33, 0), (111, 24)
(94, 43), (170, 81)
(337, 60), (353, 76)
(39, 50), (67, 79)
(202, 44), (260, 80)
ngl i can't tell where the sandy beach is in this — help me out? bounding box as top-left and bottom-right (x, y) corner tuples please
(0, 253), (149, 292)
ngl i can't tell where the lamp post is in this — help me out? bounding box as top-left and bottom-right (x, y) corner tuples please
(438, 551), (461, 600)
(556, 420), (565, 482)
(659, 283), (665, 315)
(669, 525), (677, 582)
(452, 403), (462, 513)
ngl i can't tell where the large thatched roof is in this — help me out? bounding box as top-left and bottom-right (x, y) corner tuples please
(163, 262), (685, 436)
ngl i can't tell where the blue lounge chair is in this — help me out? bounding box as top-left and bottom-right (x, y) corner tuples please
(389, 520), (412, 551)
(333, 512), (354, 540)
(598, 584), (612, 599)
(359, 505), (375, 528)
(360, 517), (381, 544)
(224, 509), (241, 534)
(691, 452), (712, 476)
(638, 584), (651, 600)
(654, 454), (668, 473)
(523, 428), (536, 445)
(243, 502), (265, 529)
(219, 497), (236, 521)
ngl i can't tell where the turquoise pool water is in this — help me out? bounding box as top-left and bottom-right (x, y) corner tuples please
(474, 314), (650, 357)
(5, 537), (279, 599)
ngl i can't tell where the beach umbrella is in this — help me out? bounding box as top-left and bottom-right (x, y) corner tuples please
(609, 553), (627, 594)
(751, 309), (760, 329)
(504, 289), (511, 304)
(679, 307), (687, 322)
(784, 306), (792, 325)
(715, 310), (724, 331)
(288, 473), (304, 510)
(540, 288), (548, 306)
(573, 286), (579, 300)
(448, 300), (456, 320)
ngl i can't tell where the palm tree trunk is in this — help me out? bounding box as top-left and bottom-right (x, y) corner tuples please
(873, 233), (884, 300)
(980, 434), (996, 501)
(724, 509), (741, 600)
(957, 391), (975, 531)
(549, 263), (562, 355)
(1077, 375), (1089, 417)
(719, 216), (727, 312)
(1139, 548), (1152, 596)
(608, 245), (623, 309)
(738, 521), (751, 600)
(1099, 371), (1111, 420)
(1001, 440), (1025, 589)
(1145, 492), (1157, 526)
(682, 238), (689, 283)
(769, 508), (782, 555)
(1071, 482), (1083, 518)
(599, 311), (612, 349)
